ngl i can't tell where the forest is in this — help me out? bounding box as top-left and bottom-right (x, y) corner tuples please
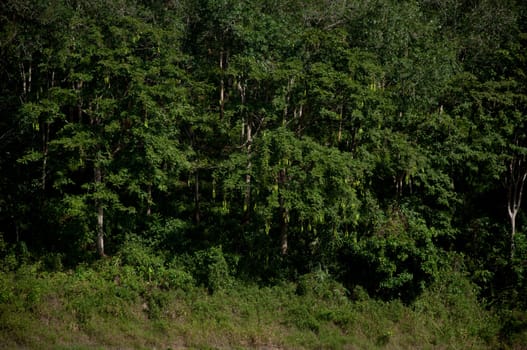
(1, 0), (526, 348)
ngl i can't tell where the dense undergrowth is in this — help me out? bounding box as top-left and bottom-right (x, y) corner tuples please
(1, 243), (523, 350)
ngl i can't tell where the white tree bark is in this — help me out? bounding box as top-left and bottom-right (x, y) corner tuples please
(94, 167), (105, 257)
(507, 157), (527, 259)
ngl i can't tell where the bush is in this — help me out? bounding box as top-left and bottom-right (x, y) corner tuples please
(296, 268), (348, 303)
(500, 309), (527, 347)
(118, 238), (165, 282)
(287, 303), (321, 333)
(0, 241), (31, 272)
(157, 264), (195, 291)
(41, 252), (64, 271)
(412, 267), (500, 347)
(116, 240), (195, 292)
(143, 288), (171, 319)
(190, 246), (234, 293)
(337, 206), (441, 302)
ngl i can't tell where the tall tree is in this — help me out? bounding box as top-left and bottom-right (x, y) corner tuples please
(13, 0), (192, 257)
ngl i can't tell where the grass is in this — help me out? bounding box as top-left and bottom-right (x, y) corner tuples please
(0, 258), (515, 349)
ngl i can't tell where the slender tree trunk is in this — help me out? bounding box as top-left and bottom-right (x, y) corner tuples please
(508, 194), (519, 259)
(219, 50), (225, 120)
(245, 123), (253, 206)
(395, 173), (404, 198)
(294, 105), (304, 135)
(279, 202), (289, 255)
(20, 63), (26, 95)
(283, 77), (294, 125)
(75, 80), (83, 122)
(41, 122), (50, 190)
(507, 157), (527, 259)
(42, 71), (56, 191)
(194, 170), (201, 224)
(279, 168), (288, 255)
(237, 80), (252, 221)
(94, 167), (105, 257)
(28, 63), (32, 93)
(508, 209), (517, 258)
(337, 104), (343, 143)
(146, 184), (152, 216)
(19, 61), (31, 96)
(350, 122), (361, 154)
(244, 121), (252, 218)
(508, 192), (521, 259)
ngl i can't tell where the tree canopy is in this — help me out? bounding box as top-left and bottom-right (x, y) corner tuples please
(1, 0), (526, 314)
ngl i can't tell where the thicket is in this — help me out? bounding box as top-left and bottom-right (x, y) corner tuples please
(0, 246), (506, 349)
(1, 0), (527, 347)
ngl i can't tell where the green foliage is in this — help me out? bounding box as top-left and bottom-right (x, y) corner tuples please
(500, 309), (527, 348)
(118, 238), (164, 280)
(413, 266), (501, 347)
(296, 268), (348, 303)
(339, 205), (441, 302)
(118, 238), (194, 291)
(0, 261), (505, 349)
(190, 246), (234, 293)
(1, 0), (527, 345)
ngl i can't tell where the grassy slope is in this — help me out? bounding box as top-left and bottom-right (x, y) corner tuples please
(0, 261), (505, 350)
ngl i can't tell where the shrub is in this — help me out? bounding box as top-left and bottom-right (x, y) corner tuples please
(296, 268), (348, 303)
(287, 303), (321, 333)
(190, 246), (234, 293)
(338, 206), (441, 302)
(157, 266), (195, 291)
(412, 267), (500, 347)
(118, 238), (165, 282)
(143, 288), (171, 319)
(0, 272), (14, 304)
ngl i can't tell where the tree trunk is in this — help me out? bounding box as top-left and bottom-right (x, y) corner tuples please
(280, 203), (289, 256)
(508, 195), (520, 260)
(279, 168), (288, 255)
(146, 184), (152, 216)
(41, 122), (49, 190)
(280, 226), (288, 255)
(19, 61), (32, 97)
(41, 71), (56, 191)
(194, 170), (201, 224)
(509, 210), (516, 258)
(237, 80), (252, 222)
(244, 121), (252, 219)
(94, 166), (105, 257)
(219, 50), (225, 120)
(337, 104), (343, 143)
(395, 173), (404, 198)
(507, 157), (527, 259)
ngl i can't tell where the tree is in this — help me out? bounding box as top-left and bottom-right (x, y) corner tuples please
(13, 0), (192, 258)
